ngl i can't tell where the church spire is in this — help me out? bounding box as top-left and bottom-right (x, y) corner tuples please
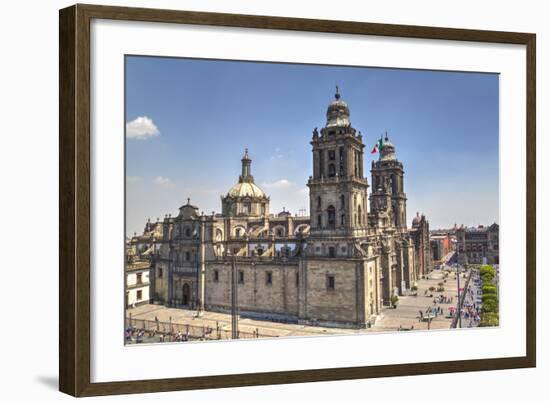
(240, 148), (253, 183)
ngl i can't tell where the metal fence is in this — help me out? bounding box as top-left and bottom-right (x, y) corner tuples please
(125, 317), (278, 341)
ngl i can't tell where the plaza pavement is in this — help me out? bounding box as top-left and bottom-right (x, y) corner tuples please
(371, 268), (465, 332)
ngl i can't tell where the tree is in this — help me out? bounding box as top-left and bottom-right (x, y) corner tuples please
(390, 295), (399, 308)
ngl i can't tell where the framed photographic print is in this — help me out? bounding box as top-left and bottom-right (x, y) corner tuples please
(59, 4), (536, 397)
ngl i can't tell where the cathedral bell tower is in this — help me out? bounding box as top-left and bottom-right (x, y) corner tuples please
(307, 87), (369, 256)
(369, 133), (407, 231)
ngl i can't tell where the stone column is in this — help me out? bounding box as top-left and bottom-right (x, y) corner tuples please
(197, 217), (206, 315)
(297, 258), (308, 321)
(355, 261), (367, 327)
(396, 243), (405, 295)
(380, 246), (392, 305)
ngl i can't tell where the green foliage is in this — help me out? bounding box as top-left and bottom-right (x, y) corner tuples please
(480, 264), (495, 275)
(482, 299), (498, 313)
(482, 285), (497, 294)
(478, 265), (499, 324)
(482, 293), (498, 303)
(410, 285), (418, 291)
(428, 286), (436, 292)
(390, 295), (399, 306)
(480, 265), (496, 282)
(479, 312), (499, 327)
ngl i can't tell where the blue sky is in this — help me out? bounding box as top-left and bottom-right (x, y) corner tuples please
(125, 56), (499, 236)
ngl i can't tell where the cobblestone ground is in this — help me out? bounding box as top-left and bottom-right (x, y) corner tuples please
(125, 267), (473, 344)
(372, 267), (467, 332)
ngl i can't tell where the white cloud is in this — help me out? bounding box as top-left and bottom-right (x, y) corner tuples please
(270, 147), (284, 160)
(126, 116), (159, 139)
(154, 176), (172, 185)
(262, 179), (293, 189)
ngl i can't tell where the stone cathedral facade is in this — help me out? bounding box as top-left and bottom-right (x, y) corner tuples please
(135, 89), (432, 328)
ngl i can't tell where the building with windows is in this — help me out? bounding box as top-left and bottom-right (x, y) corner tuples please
(430, 232), (454, 263)
(132, 89), (435, 328)
(125, 261), (151, 308)
(456, 223), (499, 265)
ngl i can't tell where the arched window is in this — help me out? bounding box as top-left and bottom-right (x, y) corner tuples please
(316, 196), (322, 210)
(341, 214), (345, 226)
(327, 205), (336, 228)
(317, 214), (322, 228)
(358, 205), (362, 225)
(340, 194), (345, 209)
(235, 228), (241, 238)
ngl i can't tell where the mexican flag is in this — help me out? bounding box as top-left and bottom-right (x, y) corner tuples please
(371, 138), (384, 154)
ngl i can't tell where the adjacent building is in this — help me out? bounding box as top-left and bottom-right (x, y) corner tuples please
(430, 232), (454, 263)
(125, 220), (162, 308)
(456, 223), (499, 265)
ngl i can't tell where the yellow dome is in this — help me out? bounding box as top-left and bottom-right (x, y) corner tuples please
(227, 182), (266, 198)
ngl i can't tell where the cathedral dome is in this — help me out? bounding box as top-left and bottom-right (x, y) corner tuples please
(227, 181), (266, 198)
(326, 86), (350, 128)
(379, 135), (397, 161)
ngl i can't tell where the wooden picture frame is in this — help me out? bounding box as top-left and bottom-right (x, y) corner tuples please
(59, 3), (536, 397)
